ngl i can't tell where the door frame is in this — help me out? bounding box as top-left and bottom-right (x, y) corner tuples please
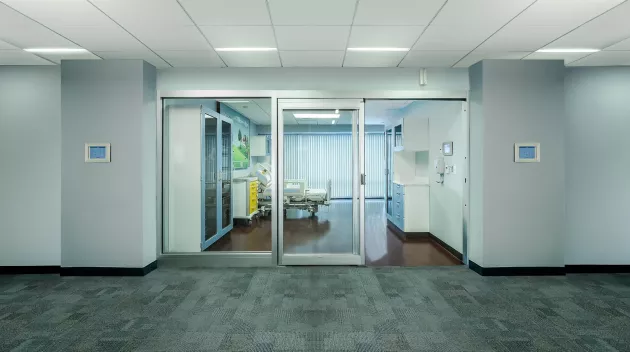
(157, 90), (468, 268)
(277, 99), (365, 266)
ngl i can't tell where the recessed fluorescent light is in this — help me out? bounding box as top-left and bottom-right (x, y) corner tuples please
(347, 47), (409, 52)
(218, 100), (250, 103)
(24, 48), (88, 53)
(215, 48), (277, 52)
(294, 113), (340, 119)
(536, 48), (600, 53)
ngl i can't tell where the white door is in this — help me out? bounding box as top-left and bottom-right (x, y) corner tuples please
(277, 99), (365, 265)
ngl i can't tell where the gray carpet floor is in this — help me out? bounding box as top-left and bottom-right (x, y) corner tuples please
(1, 266), (630, 352)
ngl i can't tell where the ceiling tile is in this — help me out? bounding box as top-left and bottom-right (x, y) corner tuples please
(413, 25), (496, 51)
(91, 0), (193, 28)
(432, 0), (535, 26)
(523, 51), (590, 64)
(343, 51), (406, 67)
(510, 0), (624, 27)
(399, 50), (468, 67)
(200, 26), (276, 48)
(354, 0), (446, 25)
(128, 26), (211, 51)
(2, 0), (113, 28)
(280, 51), (344, 67)
(156, 50), (224, 67)
(0, 50), (55, 65)
(348, 26), (424, 48)
(268, 0), (356, 25)
(607, 38), (630, 51)
(93, 50), (171, 69)
(453, 51), (530, 68)
(55, 25), (146, 51)
(179, 0), (271, 25)
(545, 1), (630, 50)
(275, 26), (350, 51)
(568, 51), (630, 66)
(219, 51), (281, 67)
(40, 51), (102, 64)
(0, 40), (18, 49)
(477, 25), (568, 51)
(0, 3), (79, 48)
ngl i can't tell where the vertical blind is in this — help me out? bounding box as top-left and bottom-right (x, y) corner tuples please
(283, 133), (385, 199)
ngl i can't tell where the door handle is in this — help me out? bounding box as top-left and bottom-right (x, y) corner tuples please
(361, 174), (366, 185)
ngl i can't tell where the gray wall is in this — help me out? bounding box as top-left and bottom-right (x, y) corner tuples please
(61, 60), (157, 268)
(470, 60), (566, 268)
(565, 67), (630, 265)
(158, 68), (469, 91)
(0, 66), (61, 266)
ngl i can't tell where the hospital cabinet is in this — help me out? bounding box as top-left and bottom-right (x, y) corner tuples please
(233, 177), (259, 224)
(390, 182), (429, 232)
(250, 135), (270, 156)
(394, 116), (429, 152)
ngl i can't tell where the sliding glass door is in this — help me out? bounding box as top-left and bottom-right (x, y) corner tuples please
(202, 108), (233, 250)
(277, 99), (365, 265)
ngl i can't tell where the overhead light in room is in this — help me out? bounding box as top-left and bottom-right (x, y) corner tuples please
(24, 48), (88, 53)
(335, 109), (339, 113)
(294, 113), (340, 119)
(332, 120), (336, 125)
(347, 47), (409, 52)
(215, 48), (277, 52)
(218, 100), (250, 103)
(536, 48), (600, 53)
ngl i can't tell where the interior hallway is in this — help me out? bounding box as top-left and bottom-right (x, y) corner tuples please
(209, 200), (461, 267)
(2, 267), (629, 351)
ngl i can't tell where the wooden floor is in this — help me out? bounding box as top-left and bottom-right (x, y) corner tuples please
(208, 200), (462, 267)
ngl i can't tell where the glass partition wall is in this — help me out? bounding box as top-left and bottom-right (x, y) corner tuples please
(163, 98), (273, 254)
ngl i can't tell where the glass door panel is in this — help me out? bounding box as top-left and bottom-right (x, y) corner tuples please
(220, 119), (233, 233)
(203, 110), (218, 247)
(278, 99), (364, 265)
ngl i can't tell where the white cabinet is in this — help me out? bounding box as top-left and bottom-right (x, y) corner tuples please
(389, 182), (429, 233)
(250, 135), (269, 156)
(394, 117), (429, 151)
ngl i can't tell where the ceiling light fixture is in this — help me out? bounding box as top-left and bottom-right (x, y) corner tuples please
(215, 48), (277, 52)
(347, 47), (409, 52)
(24, 48), (88, 53)
(335, 109), (339, 113)
(332, 120), (336, 125)
(536, 48), (600, 53)
(294, 113), (340, 119)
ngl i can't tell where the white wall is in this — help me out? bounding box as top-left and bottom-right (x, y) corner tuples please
(468, 63), (484, 266)
(0, 66), (61, 266)
(471, 60), (566, 268)
(565, 67), (630, 265)
(61, 60), (157, 268)
(158, 68), (469, 91)
(428, 101), (466, 254)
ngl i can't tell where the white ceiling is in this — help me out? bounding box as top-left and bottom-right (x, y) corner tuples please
(0, 0), (629, 68)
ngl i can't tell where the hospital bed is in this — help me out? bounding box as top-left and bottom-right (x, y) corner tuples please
(252, 163), (331, 217)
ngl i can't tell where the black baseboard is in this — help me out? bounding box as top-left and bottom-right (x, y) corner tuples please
(60, 261), (157, 277)
(0, 266), (60, 275)
(386, 220), (430, 241)
(566, 265), (630, 274)
(428, 233), (463, 262)
(468, 261), (566, 276)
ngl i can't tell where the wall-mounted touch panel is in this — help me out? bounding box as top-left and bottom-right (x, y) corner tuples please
(84, 143), (110, 163)
(514, 143), (540, 163)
